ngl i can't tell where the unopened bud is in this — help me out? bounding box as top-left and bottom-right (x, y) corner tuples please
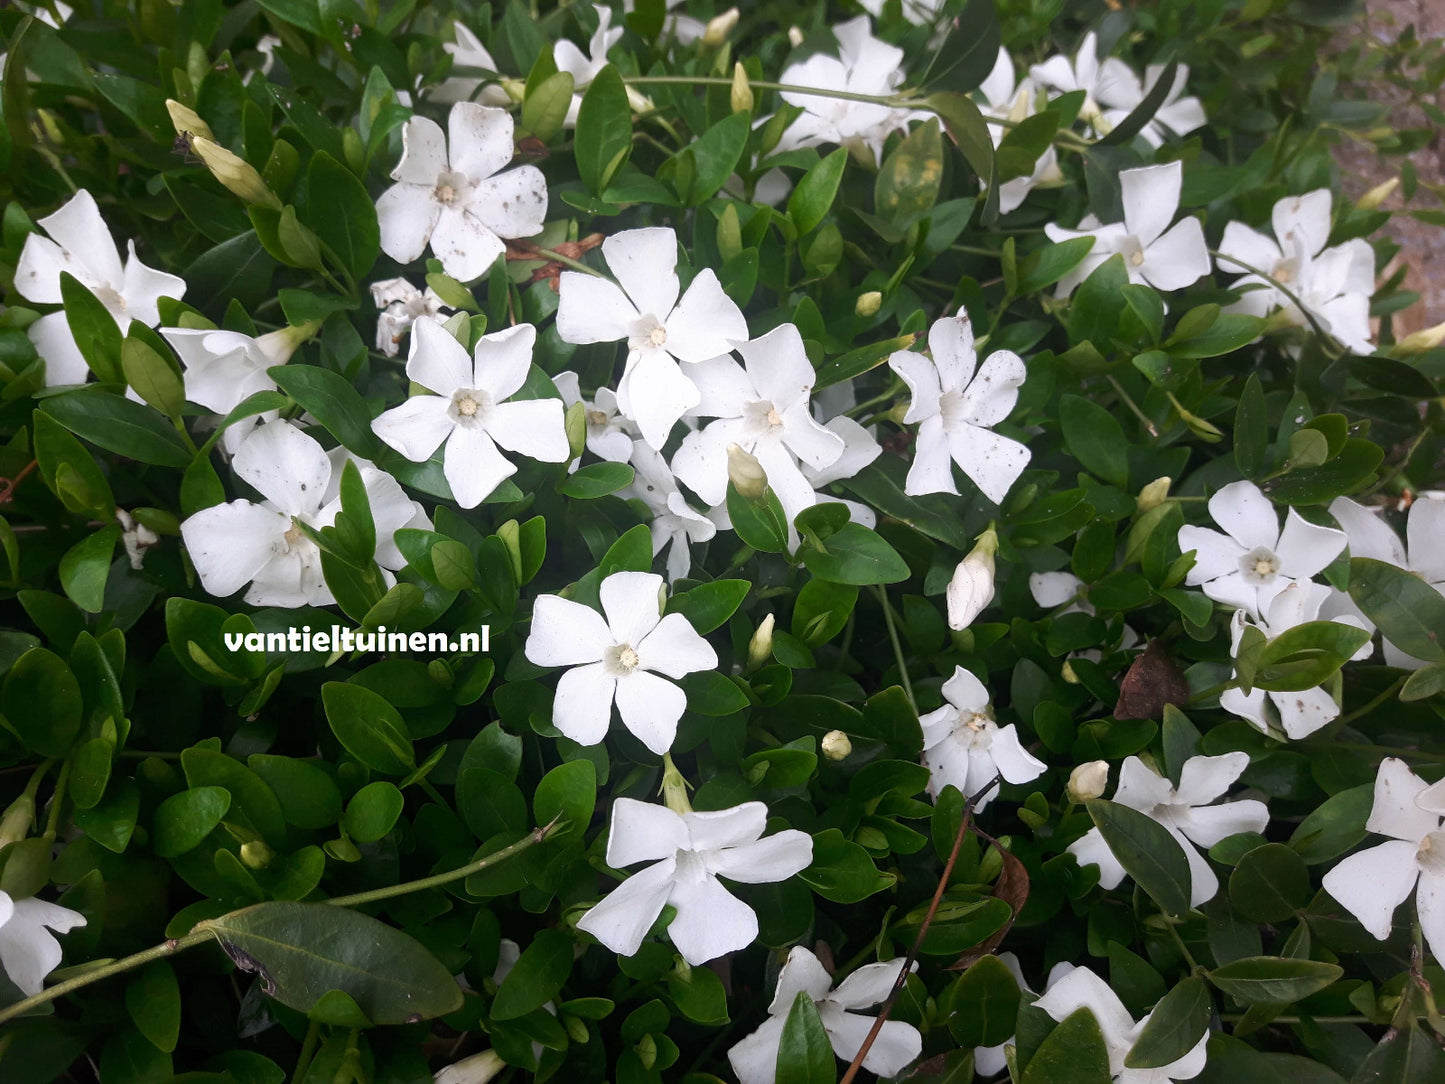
(166, 99), (215, 143)
(787, 26), (804, 46)
(565, 401), (588, 459)
(1357, 177), (1398, 210)
(563, 1014), (590, 1043)
(434, 1049), (506, 1084)
(635, 1034), (658, 1070)
(821, 730), (852, 761)
(1393, 320), (1445, 358)
(1067, 760), (1110, 802)
(625, 87), (655, 115)
(946, 526), (998, 631)
(1136, 476), (1172, 514)
(730, 62), (753, 115)
(747, 613), (775, 671)
(727, 443), (768, 500)
(0, 792), (35, 849)
(255, 321), (322, 366)
(1061, 660), (1080, 684)
(702, 8), (739, 47)
(240, 840), (275, 869)
(855, 290), (882, 317)
(191, 137), (282, 209)
(661, 753), (693, 815)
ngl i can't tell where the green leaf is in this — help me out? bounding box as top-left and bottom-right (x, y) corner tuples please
(1168, 313), (1266, 358)
(1019, 236), (1096, 295)
(1083, 798), (1192, 917)
(558, 461), (634, 499)
(300, 151), (380, 282)
(1021, 1006), (1112, 1084)
(152, 786), (231, 858)
(59, 272), (123, 383)
(800, 523), (909, 585)
(776, 991), (836, 1084)
(203, 901), (463, 1023)
(182, 746), (288, 847)
(665, 579), (750, 634)
(492, 929), (574, 1021)
(533, 759), (596, 839)
(321, 681), (416, 774)
(58, 524), (120, 613)
(32, 410), (115, 519)
(248, 755), (344, 830)
(43, 389), (192, 467)
(1288, 783), (1371, 864)
(1351, 1026), (1445, 1083)
(875, 118), (944, 225)
(2, 647), (82, 757)
(270, 364), (381, 458)
(799, 829), (894, 903)
(787, 148), (848, 235)
(1348, 557), (1445, 662)
(728, 482), (791, 554)
(1207, 955), (1343, 1004)
(1060, 394), (1130, 488)
(126, 961), (181, 1053)
(682, 111), (751, 205)
(1402, 662), (1445, 702)
(575, 66), (632, 194)
(121, 334), (185, 418)
(521, 70), (574, 143)
(1067, 254), (1130, 349)
(1268, 439), (1383, 505)
(946, 955), (1021, 1047)
(1253, 620), (1371, 691)
(792, 579), (857, 647)
(1125, 976), (1211, 1069)
(926, 90), (998, 223)
(1229, 843), (1311, 922)
(1234, 373), (1269, 479)
(343, 781), (404, 843)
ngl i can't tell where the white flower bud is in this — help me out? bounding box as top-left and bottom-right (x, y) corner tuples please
(1393, 320), (1445, 358)
(1061, 660), (1080, 684)
(730, 62), (753, 115)
(855, 291), (882, 317)
(702, 7), (739, 46)
(727, 443), (768, 500)
(1136, 476), (1172, 514)
(747, 613), (775, 671)
(821, 730), (852, 761)
(192, 137), (281, 209)
(787, 26), (804, 46)
(434, 1049), (506, 1084)
(946, 526), (998, 631)
(166, 99), (215, 143)
(1067, 760), (1110, 802)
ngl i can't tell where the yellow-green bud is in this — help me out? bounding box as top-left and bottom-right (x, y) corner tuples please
(635, 1034), (658, 1070)
(565, 400), (588, 460)
(727, 443), (768, 500)
(191, 137), (282, 209)
(1061, 660), (1080, 684)
(1136, 476), (1172, 514)
(660, 754), (693, 815)
(1357, 177), (1398, 210)
(855, 291), (882, 317)
(702, 8), (739, 46)
(166, 99), (216, 143)
(821, 730), (852, 761)
(730, 62), (753, 116)
(1067, 760), (1110, 802)
(746, 613), (775, 672)
(240, 840), (275, 869)
(1392, 320), (1445, 358)
(0, 792), (35, 849)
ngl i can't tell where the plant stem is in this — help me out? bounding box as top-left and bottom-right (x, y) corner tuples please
(1106, 374), (1160, 439)
(292, 1019), (322, 1084)
(510, 240), (605, 277)
(41, 760), (69, 842)
(1301, 740), (1445, 764)
(1333, 675), (1406, 729)
(874, 586), (917, 713)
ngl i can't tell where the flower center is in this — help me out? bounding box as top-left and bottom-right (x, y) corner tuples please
(587, 409), (609, 427)
(433, 170), (469, 206)
(604, 642), (642, 675)
(1420, 830), (1445, 873)
(743, 400), (786, 440)
(283, 523), (304, 548)
(1129, 249), (1146, 267)
(450, 388), (493, 425)
(1240, 546), (1280, 583)
(628, 315), (670, 352)
(648, 325), (668, 347)
(1274, 262), (1294, 285)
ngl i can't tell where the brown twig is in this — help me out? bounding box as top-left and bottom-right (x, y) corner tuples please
(838, 774), (1002, 1084)
(0, 459), (38, 505)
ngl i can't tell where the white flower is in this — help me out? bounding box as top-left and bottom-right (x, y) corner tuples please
(555, 6), (623, 127)
(430, 23), (512, 107)
(433, 1050), (505, 1084)
(1028, 32), (1139, 132)
(161, 324), (308, 454)
(179, 420), (419, 608)
(1323, 758), (1445, 957)
(770, 16), (922, 166)
(371, 277), (450, 358)
(1046, 161), (1211, 297)
(370, 319), (569, 509)
(857, 0), (945, 26)
(1328, 494), (1445, 667)
(552, 370), (636, 464)
(1068, 753), (1269, 908)
(801, 415), (883, 528)
(1030, 570), (1091, 614)
(576, 798), (812, 963)
(920, 666), (1046, 810)
(1099, 63), (1208, 148)
(555, 227), (748, 449)
(623, 442), (716, 583)
(889, 310), (1030, 503)
(672, 324), (845, 535)
(321, 446), (431, 573)
(727, 946), (922, 1084)
(1219, 581), (1369, 740)
(115, 508), (161, 570)
(947, 529), (998, 630)
(1068, 760), (1110, 803)
(1033, 965), (1208, 1083)
(375, 102), (548, 283)
(1217, 190), (1376, 352)
(1176, 479), (1347, 619)
(976, 48), (1062, 214)
(621, 0), (706, 45)
(14, 189), (187, 386)
(524, 570), (718, 754)
(0, 889), (87, 998)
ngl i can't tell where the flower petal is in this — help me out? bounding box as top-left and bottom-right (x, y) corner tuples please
(830, 959), (909, 1010)
(407, 317), (472, 397)
(685, 803), (768, 851)
(1417, 869), (1445, 967)
(120, 242), (186, 325)
(614, 669), (686, 755)
(444, 422), (515, 508)
(1321, 839), (1419, 939)
(767, 946), (835, 1014)
(1367, 757), (1438, 842)
(888, 346), (943, 425)
(392, 115), (448, 183)
(603, 227), (681, 321)
(665, 270), (748, 364)
(903, 415), (957, 496)
(637, 613), (717, 679)
(448, 102), (515, 181)
(28, 311), (92, 387)
(576, 855), (677, 957)
(1068, 826), (1127, 889)
(431, 204), (505, 283)
(989, 724), (1047, 785)
(927, 311), (979, 393)
(372, 395), (454, 463)
(180, 500), (288, 599)
(37, 189), (124, 288)
(1172, 798), (1270, 850)
(1032, 966), (1137, 1050)
(823, 1009), (921, 1079)
(605, 797), (688, 868)
(1139, 218), (1210, 292)
(736, 324), (815, 414)
(1272, 189), (1333, 259)
(526, 594), (612, 666)
(488, 399), (570, 463)
(1327, 496), (1405, 566)
(948, 423), (1031, 505)
(617, 347), (700, 450)
(14, 235), (81, 304)
(1218, 221), (1284, 279)
(666, 872), (757, 964)
(706, 828), (813, 884)
(1120, 161), (1182, 248)
(466, 166), (548, 240)
(1112, 756), (1175, 813)
(1207, 481), (1279, 552)
(376, 182), (441, 265)
(469, 320), (535, 401)
(600, 570), (666, 646)
(552, 661), (618, 746)
(1173, 751), (1250, 806)
(686, 355), (753, 420)
(1268, 685), (1339, 740)
(727, 1013), (788, 1084)
(1408, 498), (1445, 583)
(0, 905), (66, 997)
(958, 350), (1026, 427)
(234, 420), (331, 516)
(1275, 508), (1346, 580)
(555, 271), (639, 345)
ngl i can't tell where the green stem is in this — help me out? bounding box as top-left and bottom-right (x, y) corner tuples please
(1162, 915), (1201, 973)
(1208, 248), (1341, 352)
(1106, 375), (1160, 440)
(1331, 675), (1407, 730)
(331, 1027), (362, 1084)
(1303, 740), (1445, 764)
(874, 586), (917, 713)
(292, 1018), (322, 1084)
(41, 760), (69, 842)
(511, 241), (605, 277)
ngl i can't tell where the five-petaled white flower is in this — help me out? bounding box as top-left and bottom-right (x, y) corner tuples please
(1027, 31), (1139, 132)
(553, 370), (636, 465)
(1068, 753), (1269, 908)
(179, 420), (418, 608)
(555, 227), (748, 450)
(1176, 479), (1347, 619)
(371, 319), (569, 509)
(1323, 758), (1445, 960)
(555, 5), (623, 127)
(1046, 161), (1211, 297)
(1100, 63), (1208, 148)
(1217, 190), (1375, 353)
(15, 189), (187, 386)
(430, 22), (512, 107)
(0, 888), (87, 998)
(577, 797), (812, 963)
(375, 102), (548, 283)
(370, 277), (450, 358)
(1328, 494), (1445, 668)
(977, 48), (1062, 214)
(1219, 581), (1369, 740)
(770, 16), (922, 166)
(888, 310), (1030, 503)
(623, 442), (717, 583)
(920, 666), (1046, 810)
(727, 946), (922, 1084)
(1034, 965), (1208, 1084)
(672, 323), (845, 533)
(524, 570), (718, 754)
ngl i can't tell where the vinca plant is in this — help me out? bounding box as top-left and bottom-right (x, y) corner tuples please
(1, 0), (1444, 1082)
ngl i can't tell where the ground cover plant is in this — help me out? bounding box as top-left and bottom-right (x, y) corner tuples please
(0, 0), (1444, 1081)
